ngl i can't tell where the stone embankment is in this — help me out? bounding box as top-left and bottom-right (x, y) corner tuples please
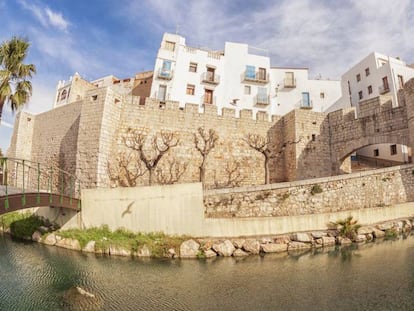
(25, 217), (414, 259)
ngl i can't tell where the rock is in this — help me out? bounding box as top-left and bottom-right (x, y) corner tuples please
(82, 241), (96, 253)
(321, 236), (336, 246)
(167, 248), (176, 258)
(232, 239), (245, 249)
(199, 239), (213, 251)
(55, 235), (62, 242)
(366, 233), (373, 241)
(355, 235), (367, 243)
(204, 249), (217, 258)
(288, 241), (312, 251)
(259, 237), (273, 244)
(32, 231), (42, 242)
(109, 245), (131, 257)
(56, 238), (81, 251)
(261, 243), (288, 253)
(37, 226), (49, 234)
(212, 240), (235, 257)
(233, 249), (249, 257)
(327, 230), (339, 237)
(274, 235), (291, 244)
(136, 245), (151, 257)
(372, 228), (385, 238)
(180, 239), (200, 258)
(292, 233), (311, 243)
(242, 239), (260, 254)
(43, 233), (57, 246)
(337, 237), (352, 245)
(311, 232), (326, 239)
(357, 226), (373, 235)
(377, 222), (393, 231)
(315, 238), (323, 245)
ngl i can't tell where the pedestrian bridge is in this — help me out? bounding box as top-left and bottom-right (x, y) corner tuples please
(0, 158), (81, 216)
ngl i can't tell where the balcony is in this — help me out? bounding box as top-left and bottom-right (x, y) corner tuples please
(379, 85), (390, 94)
(157, 68), (173, 80)
(201, 95), (216, 106)
(201, 72), (220, 85)
(284, 78), (296, 88)
(243, 71), (269, 84)
(299, 99), (313, 109)
(254, 95), (270, 106)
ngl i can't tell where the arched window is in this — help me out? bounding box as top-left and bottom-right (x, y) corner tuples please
(60, 89), (67, 100)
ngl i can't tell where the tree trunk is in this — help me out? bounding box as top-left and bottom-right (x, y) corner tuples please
(199, 158), (206, 184)
(264, 156), (270, 184)
(148, 168), (154, 186)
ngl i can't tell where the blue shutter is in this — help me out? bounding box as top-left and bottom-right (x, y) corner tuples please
(246, 65), (255, 79)
(302, 92), (310, 107)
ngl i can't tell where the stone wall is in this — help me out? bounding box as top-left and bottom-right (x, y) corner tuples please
(204, 164), (414, 218)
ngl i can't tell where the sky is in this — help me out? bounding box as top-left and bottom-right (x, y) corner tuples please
(0, 0), (414, 153)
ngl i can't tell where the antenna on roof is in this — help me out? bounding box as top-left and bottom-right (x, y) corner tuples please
(175, 24), (180, 35)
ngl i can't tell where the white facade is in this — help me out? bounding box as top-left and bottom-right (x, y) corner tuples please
(150, 33), (341, 117)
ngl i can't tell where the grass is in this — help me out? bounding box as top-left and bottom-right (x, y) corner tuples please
(56, 226), (188, 258)
(0, 212), (47, 239)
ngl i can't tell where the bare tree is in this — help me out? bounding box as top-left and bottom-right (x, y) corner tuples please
(244, 133), (300, 184)
(193, 127), (219, 184)
(107, 152), (145, 187)
(123, 128), (179, 185)
(155, 158), (188, 185)
(213, 160), (245, 188)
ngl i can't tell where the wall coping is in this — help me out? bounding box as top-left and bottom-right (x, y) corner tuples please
(204, 164), (414, 196)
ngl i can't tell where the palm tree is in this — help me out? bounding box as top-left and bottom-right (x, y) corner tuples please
(0, 37), (36, 125)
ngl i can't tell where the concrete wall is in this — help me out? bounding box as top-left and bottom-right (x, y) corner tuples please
(79, 180), (414, 238)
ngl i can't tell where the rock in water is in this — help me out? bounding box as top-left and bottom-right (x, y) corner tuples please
(212, 240), (235, 257)
(242, 239), (260, 254)
(180, 239), (200, 258)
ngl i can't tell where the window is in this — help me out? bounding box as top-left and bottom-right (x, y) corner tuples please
(60, 89), (67, 101)
(285, 72), (295, 87)
(356, 73), (361, 82)
(374, 149), (379, 157)
(91, 95), (98, 101)
(383, 76), (389, 90)
(244, 85), (251, 95)
(246, 65), (256, 79)
(301, 92), (310, 107)
(365, 67), (370, 76)
(358, 90), (363, 100)
(368, 85), (372, 94)
(158, 85), (167, 101)
(204, 89), (213, 105)
(390, 144), (397, 155)
(320, 92), (325, 99)
(164, 41), (175, 51)
(186, 84), (195, 95)
(398, 75), (404, 89)
(347, 81), (351, 95)
(206, 66), (215, 82)
(258, 67), (266, 80)
(160, 60), (172, 78)
(311, 134), (316, 142)
(189, 62), (197, 72)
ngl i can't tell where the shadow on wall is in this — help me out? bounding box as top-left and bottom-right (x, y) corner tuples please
(33, 206), (80, 230)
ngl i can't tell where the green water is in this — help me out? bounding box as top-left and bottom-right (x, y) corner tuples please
(1, 234), (414, 311)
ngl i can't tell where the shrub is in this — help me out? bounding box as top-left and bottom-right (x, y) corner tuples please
(310, 184), (323, 195)
(331, 216), (361, 241)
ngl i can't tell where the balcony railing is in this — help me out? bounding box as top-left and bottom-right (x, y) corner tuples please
(243, 71), (269, 84)
(201, 72), (220, 85)
(157, 68), (173, 80)
(299, 99), (313, 109)
(379, 85), (390, 94)
(254, 95), (270, 106)
(284, 78), (296, 88)
(201, 95), (216, 106)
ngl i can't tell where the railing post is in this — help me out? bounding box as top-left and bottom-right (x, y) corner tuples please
(37, 162), (41, 205)
(21, 160), (26, 206)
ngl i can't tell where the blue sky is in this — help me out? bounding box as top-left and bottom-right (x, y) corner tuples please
(0, 0), (414, 153)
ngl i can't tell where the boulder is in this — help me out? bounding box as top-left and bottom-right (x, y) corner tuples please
(321, 236), (336, 246)
(37, 226), (49, 234)
(242, 239), (260, 254)
(232, 239), (245, 249)
(32, 231), (42, 242)
(355, 235), (367, 243)
(180, 239), (200, 258)
(261, 243), (288, 253)
(204, 249), (217, 258)
(233, 249), (249, 257)
(357, 227), (374, 235)
(327, 230), (339, 237)
(82, 241), (96, 253)
(167, 248), (176, 258)
(337, 237), (352, 245)
(372, 228), (385, 238)
(274, 235), (291, 244)
(288, 241), (312, 251)
(198, 239), (213, 251)
(43, 233), (57, 246)
(109, 245), (131, 257)
(377, 222), (393, 231)
(292, 233), (311, 243)
(136, 245), (151, 257)
(56, 238), (81, 251)
(315, 238), (323, 245)
(212, 240), (235, 257)
(366, 233), (373, 241)
(259, 237), (273, 244)
(311, 232), (326, 239)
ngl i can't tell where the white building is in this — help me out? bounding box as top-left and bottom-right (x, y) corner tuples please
(150, 33), (341, 117)
(330, 52), (414, 165)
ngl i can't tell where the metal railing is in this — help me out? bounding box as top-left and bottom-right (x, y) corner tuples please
(157, 68), (173, 80)
(299, 99), (313, 109)
(0, 157), (81, 210)
(242, 71), (269, 83)
(201, 72), (220, 84)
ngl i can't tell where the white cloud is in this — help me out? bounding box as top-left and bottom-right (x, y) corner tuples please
(18, 0), (70, 32)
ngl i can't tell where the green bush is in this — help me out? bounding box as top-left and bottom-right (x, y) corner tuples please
(9, 215), (46, 239)
(331, 216), (361, 241)
(310, 184), (323, 195)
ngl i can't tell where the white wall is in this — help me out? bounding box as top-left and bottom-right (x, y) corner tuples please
(356, 144), (409, 163)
